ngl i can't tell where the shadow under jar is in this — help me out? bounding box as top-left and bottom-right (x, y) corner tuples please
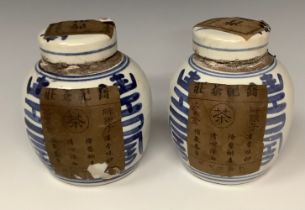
(23, 18), (151, 185)
(169, 17), (293, 184)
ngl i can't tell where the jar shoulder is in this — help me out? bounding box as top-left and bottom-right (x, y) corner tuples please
(170, 56), (293, 88)
(24, 54), (148, 90)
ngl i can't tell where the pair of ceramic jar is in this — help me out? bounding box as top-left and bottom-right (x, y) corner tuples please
(23, 17), (293, 185)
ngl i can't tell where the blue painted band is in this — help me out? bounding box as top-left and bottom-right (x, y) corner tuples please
(30, 137), (46, 150)
(169, 116), (187, 134)
(189, 54), (277, 78)
(25, 118), (43, 134)
(26, 129), (44, 143)
(40, 42), (117, 56)
(193, 40), (268, 52)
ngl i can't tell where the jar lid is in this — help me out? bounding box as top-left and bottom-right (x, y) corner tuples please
(38, 18), (117, 64)
(192, 17), (271, 61)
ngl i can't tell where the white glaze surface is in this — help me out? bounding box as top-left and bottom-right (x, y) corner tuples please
(193, 28), (269, 60)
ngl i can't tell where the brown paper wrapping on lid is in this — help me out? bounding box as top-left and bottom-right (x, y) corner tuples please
(194, 17), (271, 40)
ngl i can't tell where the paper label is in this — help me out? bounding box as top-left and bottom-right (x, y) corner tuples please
(195, 17), (270, 40)
(187, 82), (267, 176)
(44, 19), (114, 37)
(40, 86), (124, 179)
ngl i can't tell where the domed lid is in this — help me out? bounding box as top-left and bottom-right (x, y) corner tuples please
(39, 18), (117, 64)
(192, 17), (271, 61)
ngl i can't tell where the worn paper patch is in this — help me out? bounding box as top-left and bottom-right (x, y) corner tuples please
(44, 19), (115, 38)
(40, 86), (125, 179)
(187, 82), (267, 176)
(40, 51), (123, 76)
(194, 17), (270, 40)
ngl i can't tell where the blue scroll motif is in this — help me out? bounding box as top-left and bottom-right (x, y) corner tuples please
(169, 69), (200, 160)
(110, 72), (144, 167)
(24, 76), (51, 167)
(260, 73), (286, 165)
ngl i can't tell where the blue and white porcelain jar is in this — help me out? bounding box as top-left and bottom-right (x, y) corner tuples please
(23, 18), (151, 185)
(169, 17), (293, 184)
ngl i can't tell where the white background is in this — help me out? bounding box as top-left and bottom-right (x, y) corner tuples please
(0, 0), (304, 209)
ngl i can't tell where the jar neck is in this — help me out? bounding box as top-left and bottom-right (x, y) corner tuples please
(40, 51), (123, 76)
(192, 52), (274, 73)
(39, 19), (118, 65)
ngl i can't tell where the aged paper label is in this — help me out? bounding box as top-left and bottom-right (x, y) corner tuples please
(44, 19), (115, 37)
(187, 82), (267, 176)
(195, 17), (270, 40)
(40, 86), (124, 179)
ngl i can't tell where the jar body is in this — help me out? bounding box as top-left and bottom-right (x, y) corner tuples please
(169, 54), (293, 184)
(23, 53), (151, 185)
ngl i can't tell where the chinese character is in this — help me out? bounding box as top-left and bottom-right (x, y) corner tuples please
(63, 90), (72, 102)
(210, 104), (234, 128)
(209, 148), (216, 155)
(86, 138), (92, 144)
(211, 84), (222, 96)
(210, 132), (217, 140)
(64, 110), (88, 131)
(106, 143), (111, 149)
(247, 83), (258, 96)
(225, 19), (243, 26)
(98, 84), (110, 99)
(247, 141), (252, 147)
(194, 129), (201, 136)
(44, 88), (56, 100)
(228, 134), (236, 140)
(193, 83), (205, 94)
(194, 135), (200, 143)
(190, 102), (200, 125)
(227, 85), (240, 97)
(228, 142), (234, 149)
(80, 89), (91, 101)
(227, 150), (234, 156)
(244, 149), (251, 155)
(247, 134), (253, 140)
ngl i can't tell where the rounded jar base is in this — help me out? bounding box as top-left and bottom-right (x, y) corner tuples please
(183, 162), (269, 185)
(49, 164), (138, 186)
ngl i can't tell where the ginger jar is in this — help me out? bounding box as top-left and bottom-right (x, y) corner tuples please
(23, 18), (151, 185)
(169, 17), (293, 184)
